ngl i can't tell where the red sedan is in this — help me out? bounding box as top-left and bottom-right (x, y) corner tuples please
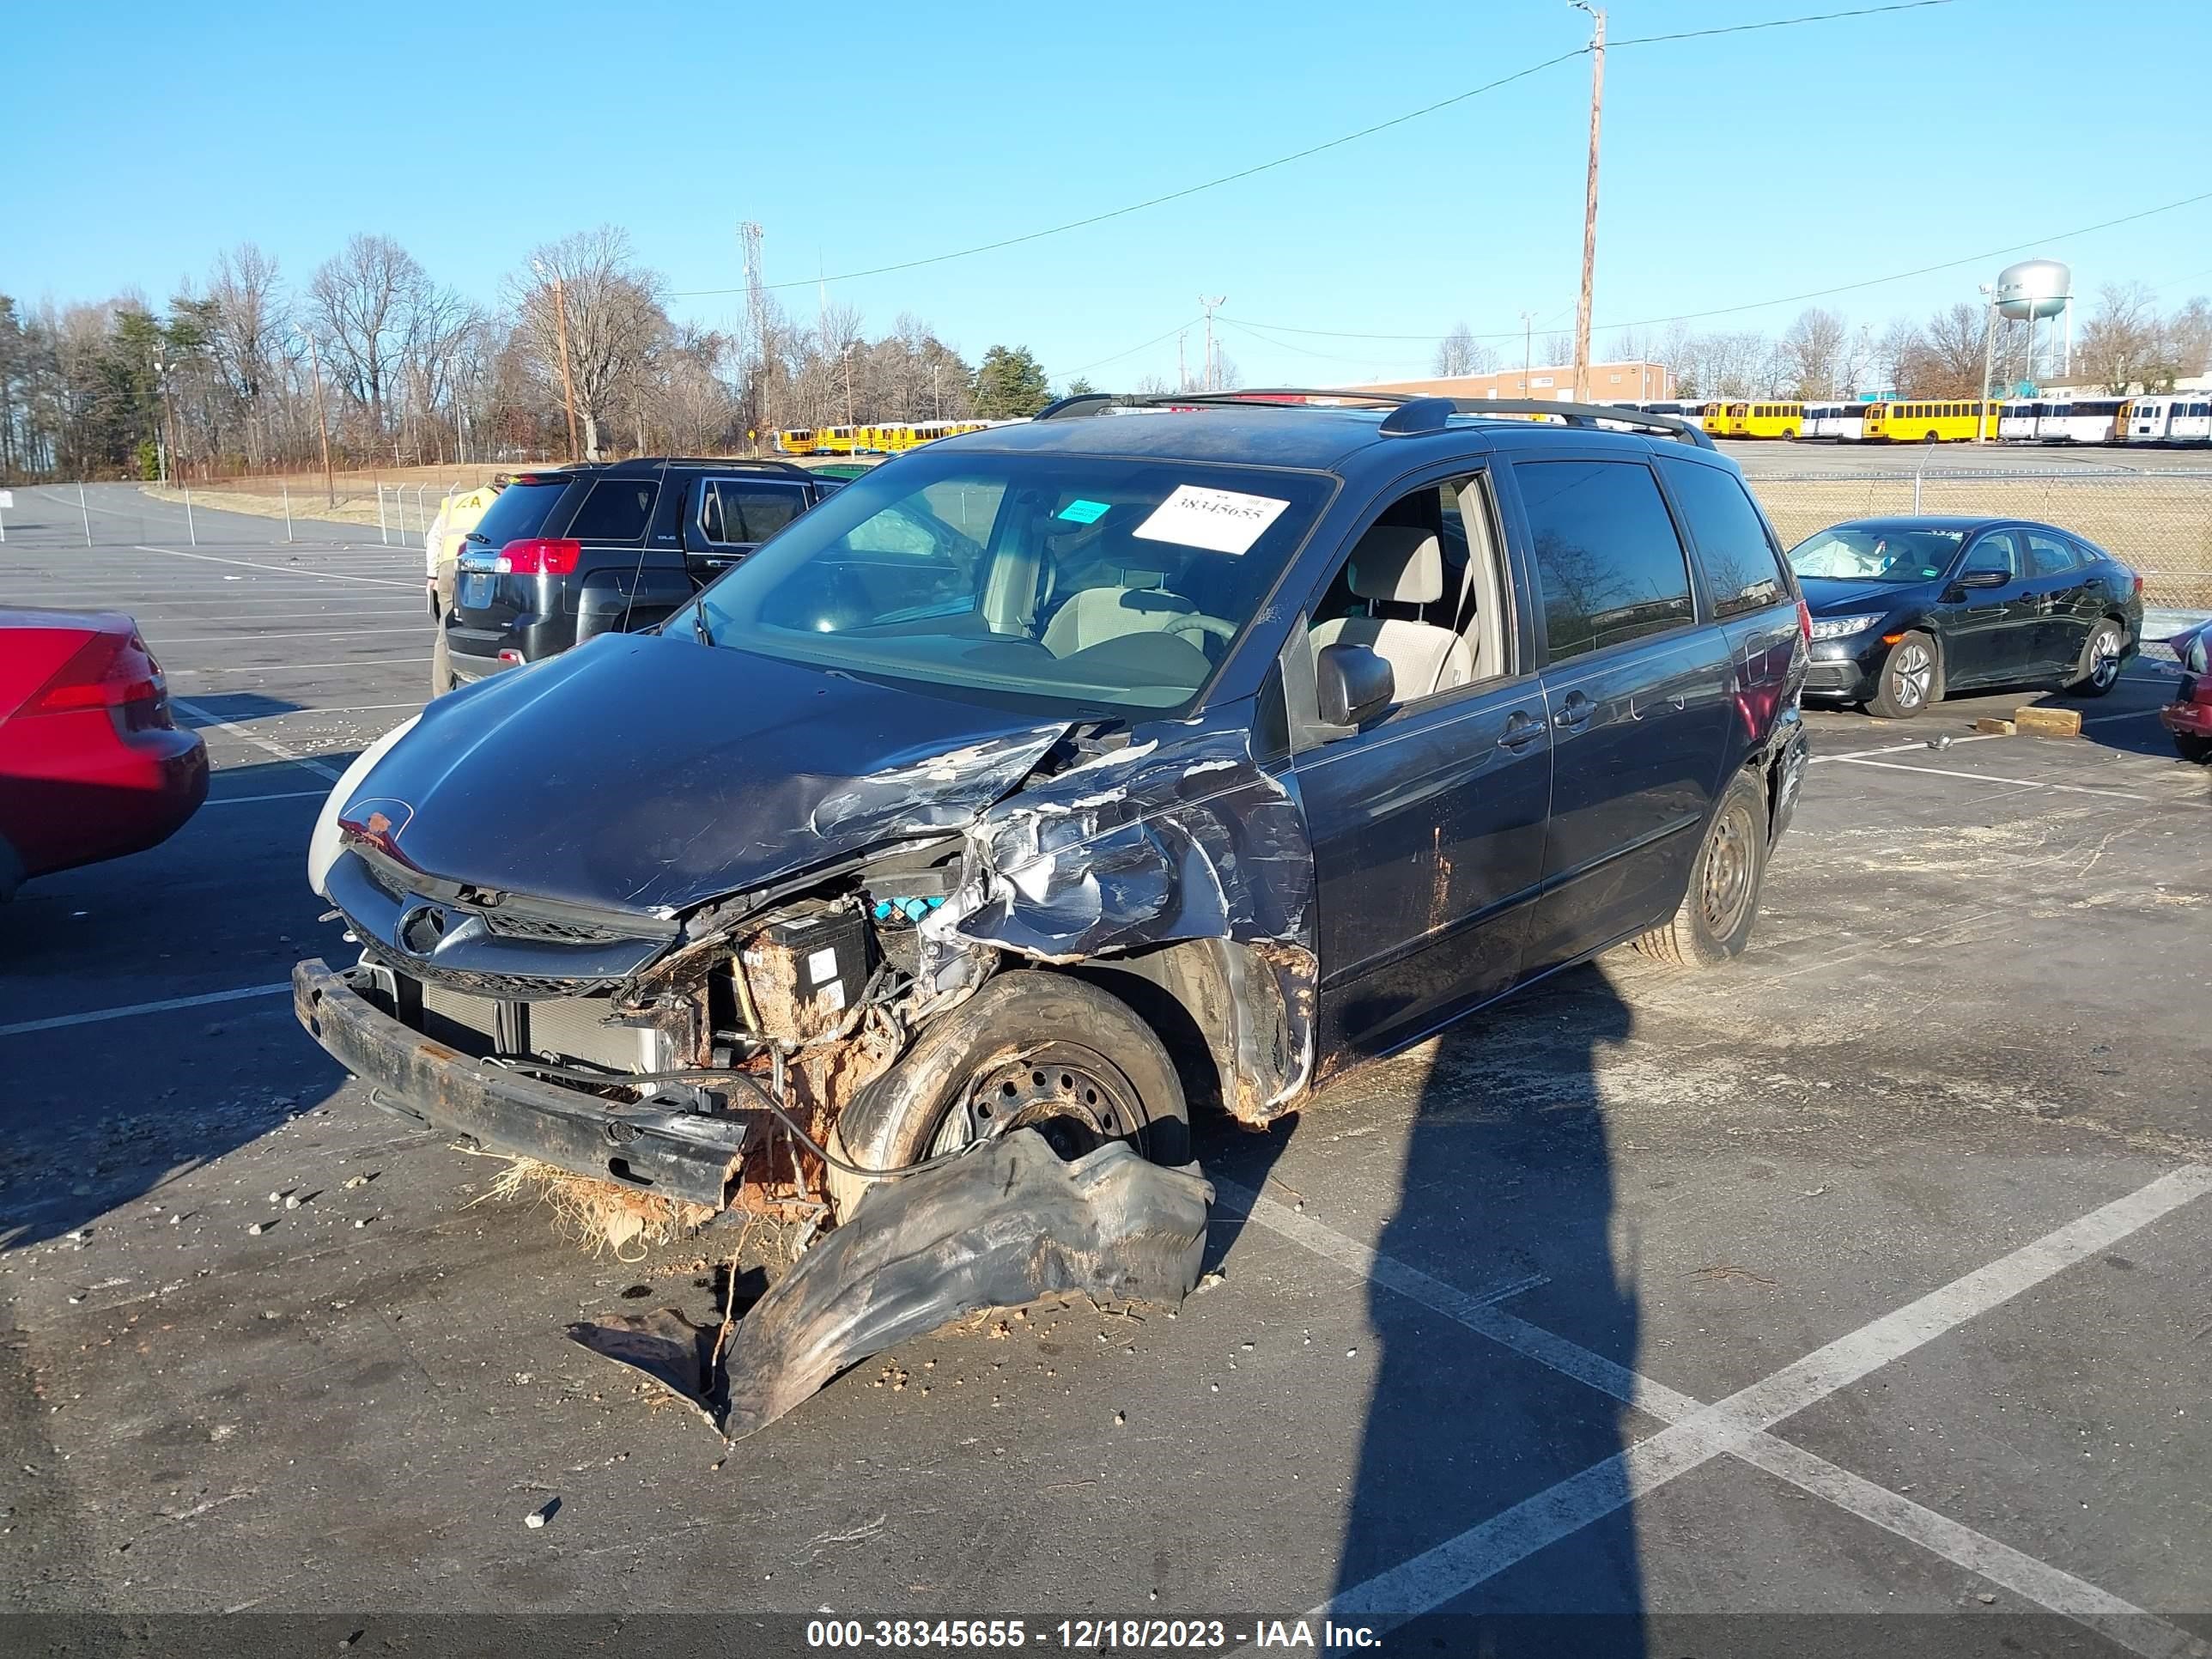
(0, 608), (208, 899)
(2164, 617), (2212, 764)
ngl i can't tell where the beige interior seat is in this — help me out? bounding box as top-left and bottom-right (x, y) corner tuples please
(1042, 570), (1197, 656)
(1310, 526), (1473, 700)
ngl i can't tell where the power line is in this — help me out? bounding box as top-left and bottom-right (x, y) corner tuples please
(672, 52), (1584, 298)
(1221, 188), (2212, 345)
(1608, 0), (1955, 49)
(1062, 317), (1206, 378)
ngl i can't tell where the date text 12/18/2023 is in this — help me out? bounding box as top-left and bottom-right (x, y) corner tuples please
(804, 1617), (1383, 1650)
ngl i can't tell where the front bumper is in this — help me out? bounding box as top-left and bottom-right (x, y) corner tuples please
(1802, 635), (1887, 701)
(294, 958), (753, 1209)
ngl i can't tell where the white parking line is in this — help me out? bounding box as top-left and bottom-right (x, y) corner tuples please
(170, 697), (343, 782)
(0, 982), (291, 1039)
(1221, 1167), (2212, 1657)
(155, 626), (430, 644)
(134, 544), (416, 588)
(203, 789), (330, 807)
(186, 702), (422, 722)
(1829, 756), (2146, 799)
(171, 658), (432, 674)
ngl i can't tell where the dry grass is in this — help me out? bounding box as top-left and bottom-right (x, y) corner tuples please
(467, 1151), (714, 1261)
(145, 464), (523, 531)
(1753, 474), (2212, 607)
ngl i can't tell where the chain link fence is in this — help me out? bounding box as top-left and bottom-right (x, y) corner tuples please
(142, 465), (525, 542)
(1750, 468), (2212, 608)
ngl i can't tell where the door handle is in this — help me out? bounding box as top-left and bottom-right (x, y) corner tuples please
(1553, 691), (1595, 731)
(1498, 713), (1543, 750)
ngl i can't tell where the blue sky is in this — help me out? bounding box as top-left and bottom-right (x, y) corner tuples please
(5, 0), (2209, 387)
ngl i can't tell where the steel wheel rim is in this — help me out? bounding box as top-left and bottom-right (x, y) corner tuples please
(929, 1042), (1148, 1160)
(1890, 641), (1933, 709)
(2089, 628), (2124, 690)
(1700, 799), (1758, 939)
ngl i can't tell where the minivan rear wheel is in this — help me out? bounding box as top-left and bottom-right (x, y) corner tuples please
(823, 972), (1189, 1223)
(1634, 769), (1767, 969)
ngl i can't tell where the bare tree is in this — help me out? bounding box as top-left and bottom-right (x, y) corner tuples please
(1913, 302), (1988, 397)
(1873, 316), (1923, 398)
(510, 228), (668, 459)
(199, 244), (288, 465)
(2075, 282), (2174, 394)
(2168, 296), (2212, 379)
(309, 234), (428, 441)
(1780, 307), (1849, 398)
(1700, 331), (1769, 398)
(1433, 322), (1479, 377)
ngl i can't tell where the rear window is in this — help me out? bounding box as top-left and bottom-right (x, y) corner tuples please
(1517, 459), (1696, 663)
(468, 478), (568, 546)
(701, 480), (807, 545)
(1661, 459), (1790, 620)
(566, 477), (660, 542)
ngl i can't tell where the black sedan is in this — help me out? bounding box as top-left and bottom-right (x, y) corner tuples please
(1786, 516), (2143, 718)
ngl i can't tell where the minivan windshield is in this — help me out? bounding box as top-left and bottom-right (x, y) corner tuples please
(671, 449), (1334, 714)
(1789, 526), (1966, 581)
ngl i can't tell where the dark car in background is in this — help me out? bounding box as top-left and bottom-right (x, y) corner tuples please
(298, 392), (1808, 1229)
(1788, 515), (2142, 718)
(433, 458), (844, 692)
(0, 608), (207, 900)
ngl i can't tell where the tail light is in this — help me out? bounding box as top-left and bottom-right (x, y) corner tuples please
(2132, 573), (2144, 597)
(1796, 598), (1814, 643)
(494, 538), (582, 575)
(27, 629), (171, 725)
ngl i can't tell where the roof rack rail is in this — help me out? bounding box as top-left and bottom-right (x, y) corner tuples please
(1033, 388), (1712, 448)
(1389, 398), (1713, 447)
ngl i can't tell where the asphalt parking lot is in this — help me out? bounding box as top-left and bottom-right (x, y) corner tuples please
(2, 483), (2208, 1656)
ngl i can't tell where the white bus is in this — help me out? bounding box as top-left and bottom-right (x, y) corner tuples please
(2036, 398), (2125, 444)
(1996, 400), (2043, 442)
(2121, 394), (2212, 445)
(1803, 401), (1864, 441)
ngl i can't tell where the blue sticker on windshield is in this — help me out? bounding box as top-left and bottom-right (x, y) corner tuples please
(1921, 568), (1941, 578)
(1057, 498), (1111, 524)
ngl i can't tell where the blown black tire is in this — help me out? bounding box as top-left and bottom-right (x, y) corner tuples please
(825, 972), (1189, 1221)
(2066, 618), (2129, 697)
(1866, 629), (1939, 720)
(1634, 769), (1768, 969)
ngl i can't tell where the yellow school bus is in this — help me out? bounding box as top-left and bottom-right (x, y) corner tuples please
(815, 425), (859, 455)
(863, 422), (914, 455)
(775, 427), (817, 456)
(907, 420), (957, 447)
(1861, 399), (1999, 443)
(1704, 401), (1805, 439)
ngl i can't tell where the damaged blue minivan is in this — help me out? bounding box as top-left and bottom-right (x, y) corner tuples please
(297, 392), (1809, 1232)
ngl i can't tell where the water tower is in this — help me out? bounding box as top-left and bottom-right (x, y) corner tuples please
(1995, 258), (2072, 388)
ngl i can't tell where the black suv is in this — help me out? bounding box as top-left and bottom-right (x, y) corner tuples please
(433, 457), (843, 692)
(302, 392), (1809, 1227)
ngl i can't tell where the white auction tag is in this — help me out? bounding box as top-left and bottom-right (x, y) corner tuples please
(1131, 484), (1288, 556)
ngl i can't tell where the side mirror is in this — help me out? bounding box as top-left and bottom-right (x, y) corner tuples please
(1316, 642), (1394, 726)
(1958, 568), (2009, 590)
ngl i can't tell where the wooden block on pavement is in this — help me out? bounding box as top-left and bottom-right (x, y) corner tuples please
(2013, 706), (2081, 738)
(1972, 717), (2016, 736)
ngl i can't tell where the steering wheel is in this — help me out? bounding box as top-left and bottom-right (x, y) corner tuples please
(1165, 614), (1237, 646)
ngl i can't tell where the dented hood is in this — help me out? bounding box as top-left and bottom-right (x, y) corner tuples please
(349, 633), (1068, 915)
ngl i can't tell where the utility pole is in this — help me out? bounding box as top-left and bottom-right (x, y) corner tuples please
(535, 259), (581, 460)
(739, 221), (769, 450)
(302, 330), (335, 507)
(1199, 295), (1226, 392)
(1977, 285), (1996, 446)
(1178, 330), (1188, 394)
(843, 343), (855, 428)
(1570, 3), (1605, 403)
(1520, 310), (1537, 395)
